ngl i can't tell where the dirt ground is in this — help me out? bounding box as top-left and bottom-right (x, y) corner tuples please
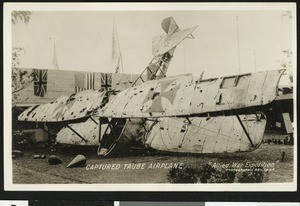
(12, 132), (294, 184)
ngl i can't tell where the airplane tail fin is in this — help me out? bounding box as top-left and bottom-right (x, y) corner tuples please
(152, 17), (198, 57)
(161, 16), (179, 35)
(134, 17), (198, 85)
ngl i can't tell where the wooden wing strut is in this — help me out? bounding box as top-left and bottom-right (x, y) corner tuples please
(66, 125), (88, 143)
(236, 115), (254, 147)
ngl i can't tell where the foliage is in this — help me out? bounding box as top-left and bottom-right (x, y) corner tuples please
(167, 163), (237, 183)
(237, 166), (268, 183)
(198, 164), (237, 183)
(198, 163), (216, 183)
(12, 47), (25, 67)
(207, 169), (236, 183)
(168, 166), (199, 183)
(12, 67), (34, 92)
(12, 130), (36, 150)
(168, 163), (269, 183)
(11, 11), (32, 25)
(280, 11), (292, 20)
(12, 105), (37, 150)
(11, 11), (34, 103)
(12, 67), (34, 104)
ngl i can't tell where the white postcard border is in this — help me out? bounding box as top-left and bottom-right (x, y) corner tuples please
(3, 2), (297, 192)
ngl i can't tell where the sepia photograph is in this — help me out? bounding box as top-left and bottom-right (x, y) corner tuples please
(120, 203), (300, 206)
(0, 200), (113, 206)
(3, 3), (296, 191)
(120, 202), (205, 206)
(205, 203), (300, 206)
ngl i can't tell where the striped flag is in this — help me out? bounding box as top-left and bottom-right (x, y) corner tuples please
(75, 72), (95, 92)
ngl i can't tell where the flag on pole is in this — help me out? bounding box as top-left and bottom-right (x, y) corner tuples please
(75, 72), (95, 92)
(33, 69), (47, 97)
(52, 43), (59, 70)
(101, 73), (112, 91)
(112, 22), (122, 73)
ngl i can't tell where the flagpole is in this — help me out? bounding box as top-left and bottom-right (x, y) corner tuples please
(114, 20), (123, 73)
(236, 16), (241, 74)
(253, 50), (257, 72)
(53, 42), (59, 70)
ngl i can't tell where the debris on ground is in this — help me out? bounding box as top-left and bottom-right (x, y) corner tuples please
(48, 155), (63, 165)
(34, 154), (46, 159)
(12, 150), (23, 158)
(67, 155), (87, 168)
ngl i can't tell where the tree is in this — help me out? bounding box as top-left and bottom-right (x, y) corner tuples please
(12, 11), (34, 104)
(279, 11), (294, 82)
(11, 11), (32, 25)
(280, 11), (292, 20)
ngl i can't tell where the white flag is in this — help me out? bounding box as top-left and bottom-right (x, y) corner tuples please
(112, 23), (122, 73)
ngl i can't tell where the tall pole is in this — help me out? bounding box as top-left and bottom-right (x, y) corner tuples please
(236, 16), (241, 74)
(114, 21), (123, 74)
(183, 41), (186, 74)
(253, 50), (257, 72)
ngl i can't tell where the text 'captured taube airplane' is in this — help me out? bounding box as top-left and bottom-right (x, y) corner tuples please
(18, 17), (285, 156)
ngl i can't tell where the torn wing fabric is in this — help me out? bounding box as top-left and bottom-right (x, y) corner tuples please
(100, 69), (285, 118)
(18, 90), (106, 122)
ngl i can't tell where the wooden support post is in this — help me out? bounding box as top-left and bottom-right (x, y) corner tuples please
(98, 117), (102, 143)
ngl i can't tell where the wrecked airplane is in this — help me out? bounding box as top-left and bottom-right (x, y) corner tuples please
(17, 17), (285, 156)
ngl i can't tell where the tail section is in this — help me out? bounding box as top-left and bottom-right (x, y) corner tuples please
(146, 17), (198, 80)
(161, 17), (179, 35)
(152, 17), (198, 57)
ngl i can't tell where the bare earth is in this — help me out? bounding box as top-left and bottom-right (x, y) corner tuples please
(12, 133), (294, 184)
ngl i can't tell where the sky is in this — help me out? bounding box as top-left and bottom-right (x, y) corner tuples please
(12, 5), (295, 79)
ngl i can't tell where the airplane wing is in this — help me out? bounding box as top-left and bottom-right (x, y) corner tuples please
(100, 69), (285, 118)
(18, 90), (107, 122)
(56, 118), (103, 145)
(146, 114), (266, 153)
